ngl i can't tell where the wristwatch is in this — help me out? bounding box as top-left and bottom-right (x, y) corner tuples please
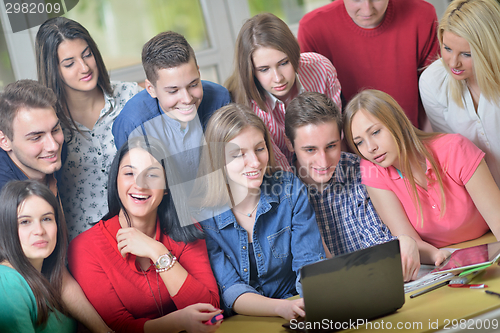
(155, 252), (177, 273)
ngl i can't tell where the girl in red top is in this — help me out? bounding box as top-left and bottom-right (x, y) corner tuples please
(68, 136), (221, 333)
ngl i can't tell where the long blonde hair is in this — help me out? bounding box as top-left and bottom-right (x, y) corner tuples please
(344, 90), (446, 226)
(197, 104), (277, 208)
(438, 0), (500, 107)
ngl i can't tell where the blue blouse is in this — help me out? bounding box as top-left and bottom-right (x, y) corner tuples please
(200, 171), (326, 314)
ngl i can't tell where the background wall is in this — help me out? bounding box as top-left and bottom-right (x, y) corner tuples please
(0, 0), (451, 90)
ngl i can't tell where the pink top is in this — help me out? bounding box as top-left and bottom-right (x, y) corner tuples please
(361, 134), (489, 248)
(68, 215), (219, 333)
(251, 52), (342, 170)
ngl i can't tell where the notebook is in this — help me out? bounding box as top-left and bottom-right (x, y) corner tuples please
(299, 239), (405, 332)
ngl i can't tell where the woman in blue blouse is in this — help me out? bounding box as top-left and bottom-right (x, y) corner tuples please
(0, 180), (75, 333)
(196, 103), (326, 320)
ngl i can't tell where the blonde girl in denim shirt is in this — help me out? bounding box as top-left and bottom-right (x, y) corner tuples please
(196, 103), (326, 320)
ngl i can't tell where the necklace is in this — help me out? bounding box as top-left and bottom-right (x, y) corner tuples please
(140, 266), (164, 317)
(232, 201), (259, 217)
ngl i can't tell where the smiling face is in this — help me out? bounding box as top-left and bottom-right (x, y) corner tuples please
(117, 148), (166, 224)
(145, 57), (203, 129)
(344, 0), (389, 29)
(350, 109), (399, 169)
(441, 31), (475, 82)
(252, 47), (296, 102)
(0, 107), (64, 181)
(17, 195), (57, 272)
(288, 121), (341, 189)
(58, 38), (99, 94)
(225, 126), (269, 196)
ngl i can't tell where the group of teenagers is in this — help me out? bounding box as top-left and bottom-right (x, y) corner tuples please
(2, 0), (500, 332)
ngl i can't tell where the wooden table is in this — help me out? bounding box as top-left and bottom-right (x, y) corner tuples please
(217, 233), (500, 333)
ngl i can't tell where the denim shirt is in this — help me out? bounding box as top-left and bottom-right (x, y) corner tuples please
(200, 171), (326, 314)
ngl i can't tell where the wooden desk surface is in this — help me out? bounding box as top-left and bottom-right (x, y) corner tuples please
(217, 233), (500, 333)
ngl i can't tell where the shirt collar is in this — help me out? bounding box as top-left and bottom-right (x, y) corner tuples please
(75, 89), (113, 131)
(386, 159), (433, 180)
(264, 74), (303, 110)
(157, 106), (200, 132)
(214, 175), (279, 229)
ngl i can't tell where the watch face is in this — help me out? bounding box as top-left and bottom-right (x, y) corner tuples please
(159, 255), (172, 267)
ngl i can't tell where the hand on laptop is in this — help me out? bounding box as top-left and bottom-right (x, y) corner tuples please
(398, 234), (420, 282)
(275, 298), (305, 321)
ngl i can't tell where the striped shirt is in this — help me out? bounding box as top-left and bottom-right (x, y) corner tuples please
(251, 52), (342, 171)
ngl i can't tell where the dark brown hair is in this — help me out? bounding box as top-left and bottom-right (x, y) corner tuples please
(142, 31), (197, 85)
(0, 180), (68, 326)
(36, 17), (112, 136)
(225, 13), (300, 111)
(0, 80), (57, 140)
(285, 91), (342, 145)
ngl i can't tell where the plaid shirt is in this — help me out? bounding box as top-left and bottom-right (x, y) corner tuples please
(304, 152), (396, 256)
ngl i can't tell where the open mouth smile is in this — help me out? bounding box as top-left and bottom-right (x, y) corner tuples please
(130, 193), (151, 201)
(243, 170), (261, 178)
(176, 105), (196, 115)
(40, 153), (58, 161)
(451, 68), (464, 75)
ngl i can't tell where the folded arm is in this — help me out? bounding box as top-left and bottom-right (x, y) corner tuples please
(366, 186), (447, 271)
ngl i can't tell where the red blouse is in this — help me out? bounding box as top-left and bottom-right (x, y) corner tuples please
(68, 215), (219, 333)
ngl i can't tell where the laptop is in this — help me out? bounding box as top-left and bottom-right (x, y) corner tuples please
(299, 239), (405, 332)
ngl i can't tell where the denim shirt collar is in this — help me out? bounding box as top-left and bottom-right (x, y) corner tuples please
(214, 174), (282, 230)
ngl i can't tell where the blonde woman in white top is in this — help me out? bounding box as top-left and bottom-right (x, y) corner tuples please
(419, 0), (500, 186)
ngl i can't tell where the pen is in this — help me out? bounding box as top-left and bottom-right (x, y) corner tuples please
(410, 280), (450, 299)
(485, 290), (500, 298)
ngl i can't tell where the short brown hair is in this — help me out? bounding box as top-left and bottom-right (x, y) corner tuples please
(142, 31), (197, 85)
(225, 13), (301, 111)
(285, 92), (342, 145)
(0, 80), (57, 140)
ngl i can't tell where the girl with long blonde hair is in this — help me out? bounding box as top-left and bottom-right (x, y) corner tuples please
(345, 89), (500, 265)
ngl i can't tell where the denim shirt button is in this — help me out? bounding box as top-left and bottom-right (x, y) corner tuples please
(242, 246), (246, 250)
(243, 268), (248, 272)
(257, 253), (261, 257)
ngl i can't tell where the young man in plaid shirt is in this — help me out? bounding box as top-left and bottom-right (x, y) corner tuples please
(285, 91), (419, 281)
